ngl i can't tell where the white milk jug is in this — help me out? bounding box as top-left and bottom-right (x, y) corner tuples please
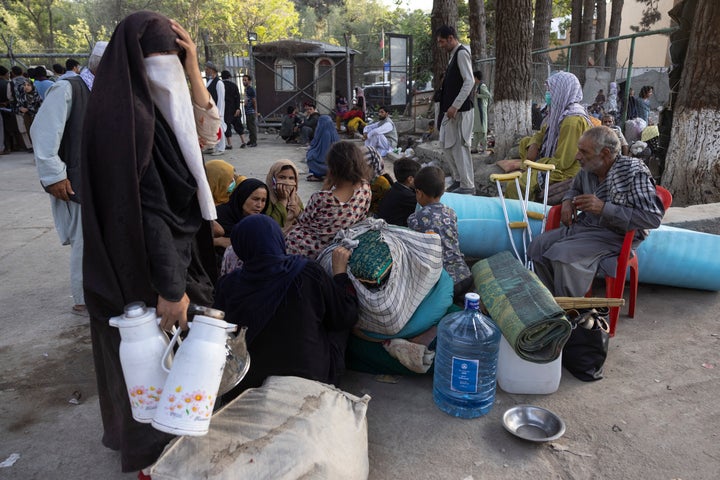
(496, 335), (562, 395)
(152, 308), (237, 436)
(109, 301), (173, 423)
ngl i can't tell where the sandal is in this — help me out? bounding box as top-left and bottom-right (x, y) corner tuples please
(306, 174), (323, 182)
(71, 304), (89, 317)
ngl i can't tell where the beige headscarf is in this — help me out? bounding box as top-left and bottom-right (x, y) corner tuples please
(266, 160), (303, 225)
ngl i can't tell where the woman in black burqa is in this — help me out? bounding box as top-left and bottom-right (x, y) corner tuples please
(213, 215), (359, 398)
(81, 11), (220, 473)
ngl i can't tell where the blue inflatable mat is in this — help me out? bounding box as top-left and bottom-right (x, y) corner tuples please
(442, 192), (720, 292)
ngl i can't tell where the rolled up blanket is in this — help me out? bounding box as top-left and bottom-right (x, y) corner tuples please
(471, 251), (571, 363)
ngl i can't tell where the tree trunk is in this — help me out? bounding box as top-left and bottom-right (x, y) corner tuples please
(468, 0), (488, 73)
(532, 0), (552, 102)
(663, 0), (720, 206)
(494, 0), (533, 160)
(570, 0), (583, 78)
(593, 0), (606, 67)
(576, 0), (595, 83)
(431, 0), (459, 91)
(604, 0), (624, 80)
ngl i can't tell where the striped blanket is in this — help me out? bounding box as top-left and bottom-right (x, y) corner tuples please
(318, 218), (444, 335)
(472, 251), (571, 363)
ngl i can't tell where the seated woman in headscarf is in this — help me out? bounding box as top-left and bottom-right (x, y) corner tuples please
(214, 215), (359, 396)
(213, 177), (270, 274)
(80, 11), (221, 474)
(205, 159), (245, 206)
(361, 145), (393, 215)
(305, 114), (340, 182)
(286, 141), (372, 260)
(500, 71), (593, 200)
(342, 99), (367, 138)
(265, 159), (304, 231)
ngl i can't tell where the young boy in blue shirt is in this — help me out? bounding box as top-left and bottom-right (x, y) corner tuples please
(407, 165), (473, 302)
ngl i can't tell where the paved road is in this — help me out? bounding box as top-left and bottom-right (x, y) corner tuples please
(1, 133), (719, 479)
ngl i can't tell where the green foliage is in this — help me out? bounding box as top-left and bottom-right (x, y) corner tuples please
(552, 0), (572, 18)
(292, 0), (345, 20)
(630, 0), (662, 33)
(396, 9), (433, 83)
(0, 0), (433, 87)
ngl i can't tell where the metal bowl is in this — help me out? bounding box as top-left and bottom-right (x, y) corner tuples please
(502, 405), (566, 442)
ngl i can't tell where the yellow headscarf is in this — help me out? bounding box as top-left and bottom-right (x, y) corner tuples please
(206, 160), (246, 205)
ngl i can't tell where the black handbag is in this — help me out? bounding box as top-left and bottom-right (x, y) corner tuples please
(562, 308), (610, 382)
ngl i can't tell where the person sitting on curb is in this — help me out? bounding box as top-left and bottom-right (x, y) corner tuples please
(498, 71), (593, 201)
(298, 102), (320, 146)
(306, 115), (340, 182)
(362, 105), (397, 157)
(279, 105), (302, 143)
(601, 113), (629, 156)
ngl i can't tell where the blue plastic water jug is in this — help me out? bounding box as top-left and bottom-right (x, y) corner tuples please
(433, 292), (501, 418)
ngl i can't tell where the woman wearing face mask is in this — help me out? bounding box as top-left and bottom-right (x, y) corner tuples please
(503, 71), (593, 201)
(81, 11), (220, 474)
(205, 159), (246, 206)
(265, 159), (304, 230)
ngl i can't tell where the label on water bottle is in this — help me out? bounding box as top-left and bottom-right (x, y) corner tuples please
(450, 356), (479, 393)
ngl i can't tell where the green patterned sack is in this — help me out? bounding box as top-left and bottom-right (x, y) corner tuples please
(349, 230), (393, 285)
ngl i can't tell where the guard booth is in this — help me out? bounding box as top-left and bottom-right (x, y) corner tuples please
(251, 40), (358, 126)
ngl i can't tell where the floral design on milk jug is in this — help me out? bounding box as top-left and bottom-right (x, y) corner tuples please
(164, 385), (214, 420)
(128, 384), (163, 410)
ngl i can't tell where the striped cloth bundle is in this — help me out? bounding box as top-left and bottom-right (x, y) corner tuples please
(318, 218), (444, 335)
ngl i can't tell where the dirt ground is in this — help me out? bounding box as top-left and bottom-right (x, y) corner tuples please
(1, 137), (719, 479)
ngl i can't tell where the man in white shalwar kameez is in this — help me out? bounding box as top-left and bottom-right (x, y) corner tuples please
(205, 61), (226, 155)
(362, 106), (397, 157)
(436, 25), (475, 195)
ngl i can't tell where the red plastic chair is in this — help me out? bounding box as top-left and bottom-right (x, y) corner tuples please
(546, 186), (672, 336)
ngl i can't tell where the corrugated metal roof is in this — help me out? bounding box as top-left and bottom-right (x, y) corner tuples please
(254, 39), (359, 57)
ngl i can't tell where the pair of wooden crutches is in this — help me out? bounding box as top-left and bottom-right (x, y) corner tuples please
(489, 160), (556, 271)
(490, 162), (626, 310)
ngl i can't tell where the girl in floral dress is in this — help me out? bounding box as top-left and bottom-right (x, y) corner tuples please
(286, 141), (372, 259)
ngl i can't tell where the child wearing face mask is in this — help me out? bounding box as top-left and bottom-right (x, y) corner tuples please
(265, 160), (304, 231)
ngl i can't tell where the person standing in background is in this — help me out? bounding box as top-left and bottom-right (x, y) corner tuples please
(31, 41), (108, 316)
(221, 70), (242, 149)
(205, 61), (226, 155)
(0, 65), (9, 155)
(471, 70), (491, 154)
(243, 74), (258, 147)
(59, 59), (81, 79)
(436, 25), (475, 195)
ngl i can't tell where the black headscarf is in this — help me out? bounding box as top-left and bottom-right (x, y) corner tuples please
(213, 215), (308, 344)
(215, 178), (270, 235)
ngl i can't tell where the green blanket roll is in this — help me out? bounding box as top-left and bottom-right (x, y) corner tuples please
(471, 251), (571, 363)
